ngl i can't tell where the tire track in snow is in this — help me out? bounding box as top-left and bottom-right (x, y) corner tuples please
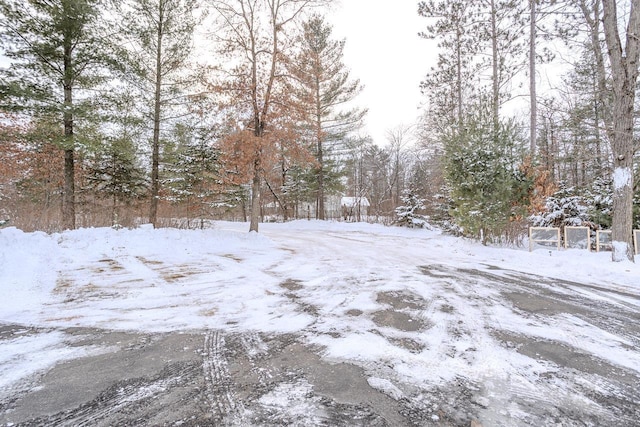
(418, 262), (640, 425)
(418, 263), (584, 421)
(26, 362), (198, 427)
(203, 330), (240, 423)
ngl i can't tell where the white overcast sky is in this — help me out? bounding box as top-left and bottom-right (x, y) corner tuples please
(328, 0), (436, 145)
(0, 2), (436, 146)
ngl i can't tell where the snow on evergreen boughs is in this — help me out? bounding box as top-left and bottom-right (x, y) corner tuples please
(394, 190), (432, 229)
(584, 178), (613, 229)
(529, 187), (590, 228)
(531, 178), (639, 230)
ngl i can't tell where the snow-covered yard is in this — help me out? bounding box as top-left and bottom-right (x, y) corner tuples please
(1, 221), (639, 426)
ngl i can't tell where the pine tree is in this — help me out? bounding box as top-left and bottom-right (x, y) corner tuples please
(561, 48), (610, 184)
(585, 177), (613, 229)
(82, 90), (148, 225)
(116, 0), (200, 228)
(0, 0), (113, 230)
(165, 122), (222, 228)
(419, 0), (481, 130)
(289, 14), (365, 220)
(445, 107), (530, 244)
(84, 134), (147, 225)
(394, 189), (430, 229)
(490, 0), (524, 132)
(529, 185), (590, 229)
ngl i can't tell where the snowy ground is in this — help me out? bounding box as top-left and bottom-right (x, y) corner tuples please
(0, 220), (639, 426)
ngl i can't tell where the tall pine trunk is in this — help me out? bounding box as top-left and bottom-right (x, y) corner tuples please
(316, 73), (325, 220)
(490, 0), (499, 141)
(455, 24), (463, 129)
(529, 0), (537, 156)
(63, 28), (75, 230)
(149, 6), (164, 228)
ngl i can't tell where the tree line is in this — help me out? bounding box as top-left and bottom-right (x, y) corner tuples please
(0, 0), (368, 232)
(1, 0), (639, 262)
(418, 0), (640, 261)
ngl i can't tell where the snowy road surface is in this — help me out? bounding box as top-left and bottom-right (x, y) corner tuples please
(0, 221), (639, 426)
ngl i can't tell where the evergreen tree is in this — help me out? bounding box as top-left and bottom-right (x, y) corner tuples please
(561, 48), (611, 185)
(85, 138), (147, 220)
(585, 177), (612, 229)
(165, 123), (222, 228)
(289, 14), (365, 220)
(83, 90), (148, 225)
(281, 165), (315, 218)
(419, 0), (525, 141)
(529, 185), (590, 229)
(0, 0), (113, 230)
(419, 0), (481, 131)
(444, 108), (530, 244)
(478, 0), (525, 138)
(394, 189), (430, 229)
(116, 0), (200, 228)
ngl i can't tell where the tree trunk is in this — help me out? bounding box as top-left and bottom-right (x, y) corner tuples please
(149, 7), (164, 228)
(249, 156), (261, 232)
(316, 80), (325, 220)
(529, 0), (537, 156)
(62, 31), (75, 230)
(602, 0), (640, 262)
(63, 148), (75, 230)
(579, 0), (611, 127)
(490, 0), (500, 140)
(455, 24), (463, 129)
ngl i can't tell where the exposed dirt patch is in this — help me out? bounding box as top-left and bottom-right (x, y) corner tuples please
(198, 308), (217, 317)
(97, 258), (125, 271)
(372, 309), (427, 332)
(346, 309), (363, 317)
(222, 253), (243, 262)
(53, 278), (72, 294)
(279, 279), (319, 317)
(162, 272), (188, 281)
(386, 336), (425, 353)
(439, 303), (455, 313)
(372, 291), (431, 332)
(376, 290), (427, 310)
(135, 256), (163, 265)
(280, 278), (303, 291)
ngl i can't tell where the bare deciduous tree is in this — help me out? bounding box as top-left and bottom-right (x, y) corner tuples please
(601, 0), (640, 262)
(211, 0), (329, 232)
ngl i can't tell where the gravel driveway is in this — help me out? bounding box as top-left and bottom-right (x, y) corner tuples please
(2, 223), (639, 426)
(2, 262), (639, 426)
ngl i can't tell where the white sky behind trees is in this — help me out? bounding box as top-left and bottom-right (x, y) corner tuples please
(328, 0), (435, 145)
(0, 2), (435, 146)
